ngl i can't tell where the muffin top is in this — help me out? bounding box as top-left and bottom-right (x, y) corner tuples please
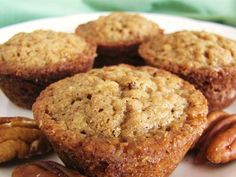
(0, 30), (96, 76)
(34, 65), (207, 142)
(75, 13), (162, 46)
(139, 31), (236, 71)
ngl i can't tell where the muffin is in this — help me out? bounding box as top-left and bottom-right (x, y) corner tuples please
(75, 13), (163, 67)
(139, 31), (236, 111)
(0, 30), (96, 109)
(33, 65), (208, 177)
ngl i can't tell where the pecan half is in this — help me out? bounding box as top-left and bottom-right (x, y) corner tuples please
(194, 112), (236, 164)
(206, 121), (236, 163)
(12, 161), (85, 177)
(0, 117), (52, 163)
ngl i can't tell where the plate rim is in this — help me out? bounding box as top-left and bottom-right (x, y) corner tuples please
(1, 11), (235, 32)
(0, 11), (236, 177)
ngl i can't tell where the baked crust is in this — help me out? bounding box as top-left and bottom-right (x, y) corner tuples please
(76, 13), (163, 67)
(0, 30), (97, 109)
(33, 65), (208, 177)
(139, 31), (236, 111)
(0, 75), (44, 109)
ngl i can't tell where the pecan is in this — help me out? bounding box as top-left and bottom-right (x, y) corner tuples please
(12, 161), (85, 177)
(194, 112), (236, 164)
(206, 122), (236, 163)
(0, 117), (52, 163)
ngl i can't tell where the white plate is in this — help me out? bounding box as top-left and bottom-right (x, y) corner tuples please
(0, 12), (236, 177)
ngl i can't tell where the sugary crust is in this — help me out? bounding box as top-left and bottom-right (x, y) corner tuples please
(0, 31), (96, 109)
(76, 13), (162, 66)
(33, 65), (208, 177)
(75, 13), (162, 47)
(55, 133), (196, 177)
(139, 31), (236, 111)
(0, 30), (95, 74)
(0, 37), (97, 80)
(139, 31), (236, 70)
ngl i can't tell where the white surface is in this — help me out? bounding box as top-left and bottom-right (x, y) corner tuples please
(0, 13), (236, 177)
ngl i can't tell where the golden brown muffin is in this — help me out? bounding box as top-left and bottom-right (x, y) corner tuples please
(75, 13), (163, 67)
(0, 30), (97, 109)
(33, 65), (207, 177)
(139, 30), (236, 111)
(12, 161), (85, 177)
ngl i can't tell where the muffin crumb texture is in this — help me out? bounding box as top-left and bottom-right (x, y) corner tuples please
(76, 13), (162, 45)
(37, 66), (205, 140)
(140, 31), (236, 70)
(0, 30), (90, 71)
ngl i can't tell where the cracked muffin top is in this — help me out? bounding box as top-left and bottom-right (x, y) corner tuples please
(0, 30), (96, 76)
(139, 31), (236, 71)
(34, 65), (207, 142)
(75, 13), (162, 46)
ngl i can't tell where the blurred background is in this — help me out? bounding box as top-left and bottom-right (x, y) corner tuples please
(0, 0), (236, 27)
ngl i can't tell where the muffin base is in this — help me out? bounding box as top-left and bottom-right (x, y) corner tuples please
(0, 56), (95, 109)
(53, 134), (198, 177)
(181, 70), (236, 111)
(42, 122), (206, 177)
(0, 75), (45, 109)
